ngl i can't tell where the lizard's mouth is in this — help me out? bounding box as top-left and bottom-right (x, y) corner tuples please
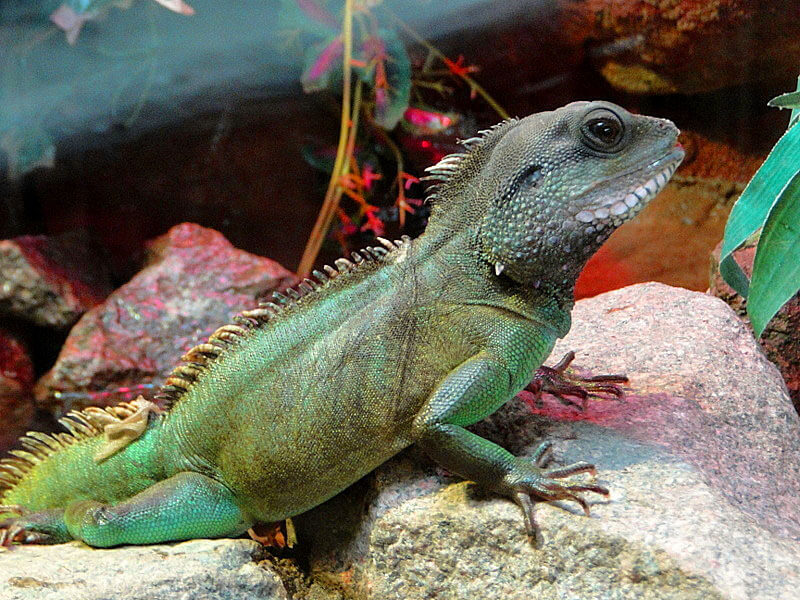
(573, 146), (684, 227)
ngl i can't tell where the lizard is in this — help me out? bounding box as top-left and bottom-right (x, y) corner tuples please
(0, 100), (683, 547)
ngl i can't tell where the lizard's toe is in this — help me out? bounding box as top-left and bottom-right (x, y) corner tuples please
(507, 456), (609, 544)
(524, 351), (628, 410)
(0, 520), (54, 547)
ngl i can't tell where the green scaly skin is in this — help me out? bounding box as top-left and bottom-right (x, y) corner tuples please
(0, 101), (683, 547)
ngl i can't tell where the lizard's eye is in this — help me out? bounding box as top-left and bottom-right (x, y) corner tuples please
(581, 109), (624, 151)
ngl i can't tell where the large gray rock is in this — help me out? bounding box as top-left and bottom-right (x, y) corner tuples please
(295, 283), (800, 600)
(0, 539), (289, 600)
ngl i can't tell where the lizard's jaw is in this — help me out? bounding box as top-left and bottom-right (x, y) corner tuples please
(573, 146), (684, 229)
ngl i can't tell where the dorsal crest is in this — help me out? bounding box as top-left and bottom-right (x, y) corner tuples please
(154, 236), (411, 411)
(0, 399), (147, 494)
(422, 118), (519, 205)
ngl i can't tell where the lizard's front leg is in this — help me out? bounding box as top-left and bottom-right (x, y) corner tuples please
(412, 354), (608, 543)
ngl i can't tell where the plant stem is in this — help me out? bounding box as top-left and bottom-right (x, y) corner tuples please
(389, 13), (509, 120)
(367, 115), (409, 227)
(298, 0), (356, 276)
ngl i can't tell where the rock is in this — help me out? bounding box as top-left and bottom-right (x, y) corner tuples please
(0, 538), (289, 600)
(295, 283), (800, 600)
(0, 330), (34, 454)
(34, 223), (296, 415)
(557, 0), (800, 94)
(0, 231), (113, 328)
(709, 241), (800, 414)
(576, 131), (763, 298)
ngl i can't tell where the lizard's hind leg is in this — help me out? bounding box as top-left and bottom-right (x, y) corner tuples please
(63, 472), (253, 547)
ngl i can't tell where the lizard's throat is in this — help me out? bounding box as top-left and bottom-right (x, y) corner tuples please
(486, 225), (605, 297)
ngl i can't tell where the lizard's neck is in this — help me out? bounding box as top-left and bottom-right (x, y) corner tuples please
(411, 222), (574, 338)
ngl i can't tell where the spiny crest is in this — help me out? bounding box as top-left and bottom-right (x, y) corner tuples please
(422, 118), (519, 204)
(0, 400), (144, 494)
(154, 236), (411, 410)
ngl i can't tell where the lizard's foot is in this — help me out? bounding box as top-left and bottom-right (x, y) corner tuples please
(504, 442), (609, 544)
(525, 351), (627, 410)
(0, 508), (61, 547)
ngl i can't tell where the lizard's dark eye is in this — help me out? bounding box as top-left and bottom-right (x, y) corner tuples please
(581, 109), (624, 151)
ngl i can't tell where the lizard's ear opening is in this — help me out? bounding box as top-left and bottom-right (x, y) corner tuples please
(492, 164), (544, 209)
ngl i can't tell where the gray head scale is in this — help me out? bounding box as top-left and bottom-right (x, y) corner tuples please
(477, 100), (684, 290)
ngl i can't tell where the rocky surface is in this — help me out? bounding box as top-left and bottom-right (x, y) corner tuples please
(0, 231), (113, 328)
(0, 539), (289, 600)
(34, 223), (296, 415)
(0, 330), (34, 454)
(295, 283), (800, 599)
(557, 0), (800, 94)
(709, 241), (800, 413)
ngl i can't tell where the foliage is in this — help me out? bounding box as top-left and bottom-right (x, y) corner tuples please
(289, 0), (508, 274)
(720, 77), (800, 336)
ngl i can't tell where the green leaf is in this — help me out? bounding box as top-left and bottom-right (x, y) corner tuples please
(767, 90), (800, 110)
(748, 169), (800, 336)
(768, 76), (800, 127)
(719, 121), (800, 296)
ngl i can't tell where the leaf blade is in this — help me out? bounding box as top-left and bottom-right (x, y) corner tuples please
(767, 90), (800, 110)
(719, 121), (800, 296)
(748, 169), (800, 336)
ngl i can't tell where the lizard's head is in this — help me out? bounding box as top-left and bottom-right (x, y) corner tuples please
(470, 100), (684, 288)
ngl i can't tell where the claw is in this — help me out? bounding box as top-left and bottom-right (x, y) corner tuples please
(0, 525), (24, 547)
(514, 492), (542, 544)
(525, 350), (628, 410)
(565, 484), (609, 496)
(553, 350), (577, 370)
(0, 520), (53, 547)
(511, 452), (609, 544)
(562, 491), (591, 516)
(530, 441), (554, 467)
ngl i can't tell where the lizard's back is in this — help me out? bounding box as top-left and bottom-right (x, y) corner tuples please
(161, 239), (482, 521)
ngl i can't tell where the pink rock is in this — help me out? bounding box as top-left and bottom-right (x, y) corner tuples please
(709, 241), (800, 413)
(35, 223), (297, 416)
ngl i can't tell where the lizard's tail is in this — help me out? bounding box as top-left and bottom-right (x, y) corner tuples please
(0, 399), (162, 520)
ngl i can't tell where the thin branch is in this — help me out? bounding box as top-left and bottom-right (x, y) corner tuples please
(298, 0), (356, 276)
